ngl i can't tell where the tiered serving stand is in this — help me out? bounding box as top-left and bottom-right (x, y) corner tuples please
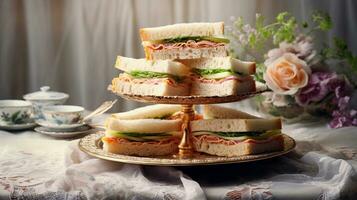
(79, 84), (296, 166)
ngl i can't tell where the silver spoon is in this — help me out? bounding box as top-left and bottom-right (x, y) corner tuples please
(81, 99), (117, 124)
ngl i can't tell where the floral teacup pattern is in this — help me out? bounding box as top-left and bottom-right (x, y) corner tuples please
(0, 100), (33, 125)
(40, 105), (84, 126)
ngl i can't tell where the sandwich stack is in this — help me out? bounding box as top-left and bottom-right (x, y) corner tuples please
(102, 22), (288, 159)
(103, 105), (183, 156)
(109, 22), (257, 96)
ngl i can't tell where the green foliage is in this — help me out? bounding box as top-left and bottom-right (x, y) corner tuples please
(321, 37), (357, 72)
(228, 10), (334, 57)
(273, 12), (297, 44)
(255, 63), (266, 83)
(312, 11), (332, 31)
(227, 10), (357, 84)
(302, 22), (309, 28)
(253, 12), (297, 48)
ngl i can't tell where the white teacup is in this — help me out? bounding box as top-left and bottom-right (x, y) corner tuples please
(41, 105), (84, 126)
(0, 100), (33, 125)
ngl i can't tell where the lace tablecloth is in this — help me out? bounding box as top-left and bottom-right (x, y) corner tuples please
(1, 112), (357, 199)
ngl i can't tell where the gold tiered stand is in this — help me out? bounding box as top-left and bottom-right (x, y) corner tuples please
(78, 84), (296, 166)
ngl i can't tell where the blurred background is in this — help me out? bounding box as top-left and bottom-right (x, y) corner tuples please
(0, 0), (356, 111)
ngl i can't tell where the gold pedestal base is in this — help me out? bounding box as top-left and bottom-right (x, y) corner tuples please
(177, 104), (195, 158)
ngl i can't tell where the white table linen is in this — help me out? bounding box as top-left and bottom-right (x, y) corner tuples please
(0, 111), (357, 200)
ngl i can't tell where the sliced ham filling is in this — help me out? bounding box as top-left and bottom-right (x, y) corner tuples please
(147, 40), (226, 51)
(193, 134), (283, 146)
(116, 74), (187, 87)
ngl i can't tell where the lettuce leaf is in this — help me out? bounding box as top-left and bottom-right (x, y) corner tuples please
(192, 130), (281, 140)
(128, 71), (182, 82)
(129, 71), (170, 78)
(107, 130), (173, 142)
(194, 68), (232, 75)
(161, 36), (229, 44)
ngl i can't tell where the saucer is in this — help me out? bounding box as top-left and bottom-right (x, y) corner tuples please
(0, 122), (37, 131)
(34, 125), (93, 138)
(36, 120), (85, 131)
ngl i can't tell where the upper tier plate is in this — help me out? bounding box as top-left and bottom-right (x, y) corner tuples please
(111, 82), (268, 104)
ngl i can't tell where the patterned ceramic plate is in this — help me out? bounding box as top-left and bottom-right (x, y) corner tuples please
(79, 131), (296, 166)
(35, 125), (93, 138)
(0, 122), (37, 131)
(36, 120), (85, 130)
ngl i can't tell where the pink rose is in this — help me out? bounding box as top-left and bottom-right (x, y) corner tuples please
(264, 53), (311, 95)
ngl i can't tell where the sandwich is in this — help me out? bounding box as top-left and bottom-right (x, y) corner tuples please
(109, 56), (191, 96)
(102, 105), (183, 156)
(191, 105), (284, 157)
(180, 56), (256, 96)
(140, 22), (229, 60)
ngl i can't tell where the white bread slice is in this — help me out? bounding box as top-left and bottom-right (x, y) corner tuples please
(106, 117), (181, 133)
(191, 77), (256, 96)
(111, 104), (182, 120)
(179, 57), (256, 75)
(193, 134), (284, 157)
(202, 105), (259, 119)
(110, 77), (190, 96)
(191, 118), (282, 132)
(115, 56), (190, 76)
(140, 22), (224, 41)
(102, 137), (179, 156)
(145, 46), (227, 60)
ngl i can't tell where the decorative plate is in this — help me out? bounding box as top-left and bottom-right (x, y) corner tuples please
(0, 122), (37, 131)
(36, 120), (85, 130)
(79, 132), (296, 166)
(35, 125), (93, 138)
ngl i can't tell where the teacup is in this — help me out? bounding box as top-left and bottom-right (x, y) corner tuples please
(0, 100), (33, 125)
(41, 105), (84, 126)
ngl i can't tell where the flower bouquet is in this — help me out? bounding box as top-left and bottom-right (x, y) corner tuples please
(227, 11), (357, 128)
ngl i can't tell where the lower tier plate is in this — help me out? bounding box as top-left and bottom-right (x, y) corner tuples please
(79, 132), (296, 166)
